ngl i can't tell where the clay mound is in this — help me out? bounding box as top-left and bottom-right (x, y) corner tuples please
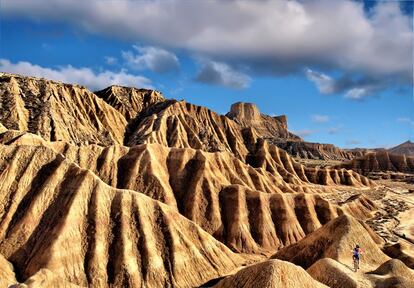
(369, 259), (414, 278)
(226, 102), (300, 140)
(339, 194), (378, 220)
(95, 85), (165, 121)
(338, 150), (414, 174)
(382, 242), (414, 269)
(0, 144), (243, 287)
(307, 258), (365, 288)
(213, 259), (328, 288)
(272, 140), (353, 160)
(272, 215), (389, 270)
(389, 140), (414, 157)
(307, 258), (414, 288)
(0, 73), (127, 145)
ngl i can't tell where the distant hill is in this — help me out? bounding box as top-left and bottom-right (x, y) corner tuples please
(389, 140), (414, 157)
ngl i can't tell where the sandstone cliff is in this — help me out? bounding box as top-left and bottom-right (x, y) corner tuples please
(226, 102), (300, 140)
(337, 150), (414, 175)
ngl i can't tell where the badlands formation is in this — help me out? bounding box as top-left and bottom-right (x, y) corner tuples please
(0, 72), (412, 287)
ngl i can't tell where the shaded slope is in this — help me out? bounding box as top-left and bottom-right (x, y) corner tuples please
(213, 259), (328, 288)
(0, 144), (243, 287)
(0, 73), (127, 145)
(94, 85), (165, 121)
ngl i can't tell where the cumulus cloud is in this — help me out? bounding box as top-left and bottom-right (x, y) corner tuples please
(122, 45), (179, 73)
(0, 59), (152, 90)
(195, 60), (251, 89)
(1, 0), (412, 93)
(311, 114), (330, 123)
(305, 69), (335, 94)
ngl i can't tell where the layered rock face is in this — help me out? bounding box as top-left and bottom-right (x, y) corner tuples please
(0, 73), (127, 145)
(226, 102), (300, 140)
(337, 150), (414, 175)
(225, 102), (355, 160)
(272, 140), (353, 160)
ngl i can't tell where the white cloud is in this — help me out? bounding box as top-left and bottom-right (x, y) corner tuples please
(305, 68), (335, 94)
(0, 59), (152, 90)
(328, 127), (341, 134)
(195, 59), (251, 89)
(397, 117), (414, 127)
(311, 114), (330, 123)
(1, 0), (411, 84)
(122, 45), (179, 73)
(292, 129), (317, 137)
(105, 56), (117, 65)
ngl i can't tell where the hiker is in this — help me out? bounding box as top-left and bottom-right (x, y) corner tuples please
(352, 244), (363, 271)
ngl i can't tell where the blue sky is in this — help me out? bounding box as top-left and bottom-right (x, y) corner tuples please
(0, 0), (413, 149)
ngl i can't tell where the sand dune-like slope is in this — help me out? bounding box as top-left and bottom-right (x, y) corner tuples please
(213, 259), (328, 288)
(0, 144), (243, 287)
(272, 215), (389, 270)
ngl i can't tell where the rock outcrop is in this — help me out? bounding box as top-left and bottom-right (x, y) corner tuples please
(0, 73), (127, 145)
(213, 260), (328, 288)
(226, 102), (300, 140)
(337, 150), (414, 175)
(0, 144), (243, 287)
(272, 140), (353, 160)
(95, 85), (165, 121)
